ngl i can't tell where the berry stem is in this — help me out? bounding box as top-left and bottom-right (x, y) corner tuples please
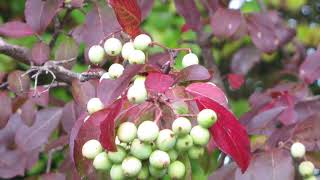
(150, 42), (192, 53)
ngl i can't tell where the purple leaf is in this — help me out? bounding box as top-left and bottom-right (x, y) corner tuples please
(61, 101), (83, 134)
(208, 163), (237, 180)
(31, 42), (50, 65)
(0, 149), (26, 178)
(0, 91), (12, 129)
(21, 100), (37, 126)
(71, 0), (84, 7)
(231, 46), (261, 75)
(28, 86), (50, 107)
(145, 72), (175, 94)
(147, 52), (176, 72)
(299, 49), (320, 84)
(55, 36), (79, 68)
(8, 70), (31, 94)
(138, 0), (155, 20)
(41, 173), (66, 180)
(174, 0), (202, 31)
(176, 65), (211, 82)
(71, 80), (96, 109)
(0, 21), (34, 38)
(0, 114), (23, 147)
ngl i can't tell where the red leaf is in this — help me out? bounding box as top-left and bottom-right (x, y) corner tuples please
(181, 23), (191, 32)
(195, 96), (251, 172)
(299, 49), (320, 84)
(0, 91), (12, 129)
(31, 42), (50, 65)
(145, 72), (175, 94)
(231, 46), (261, 75)
(185, 82), (228, 108)
(174, 0), (201, 32)
(109, 0), (142, 37)
(227, 73), (245, 90)
(176, 65), (211, 82)
(0, 21), (34, 38)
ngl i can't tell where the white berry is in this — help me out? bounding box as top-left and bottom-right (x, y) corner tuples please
(168, 149), (178, 162)
(188, 146), (205, 159)
(149, 165), (167, 178)
(133, 34), (152, 51)
(99, 72), (111, 82)
(149, 150), (171, 169)
(197, 109), (217, 128)
(299, 161), (314, 177)
(182, 53), (199, 68)
(137, 165), (149, 179)
(87, 98), (104, 114)
(190, 125), (210, 146)
(108, 63), (124, 79)
(172, 117), (192, 136)
(128, 50), (146, 64)
(110, 164), (125, 180)
(93, 152), (112, 171)
(121, 156), (142, 177)
(156, 129), (177, 151)
(130, 138), (152, 160)
(82, 139), (103, 159)
(175, 135), (193, 152)
(88, 45), (105, 64)
(290, 142), (306, 159)
(127, 85), (148, 104)
(121, 42), (135, 60)
(117, 122), (137, 142)
(133, 75), (146, 87)
(137, 121), (159, 142)
(168, 161), (186, 179)
(104, 38), (122, 56)
(108, 145), (127, 164)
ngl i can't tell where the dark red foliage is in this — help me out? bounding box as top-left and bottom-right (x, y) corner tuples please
(299, 48), (320, 84)
(176, 65), (211, 82)
(174, 0), (202, 32)
(231, 46), (261, 75)
(0, 21), (34, 38)
(0, 91), (12, 128)
(145, 72), (174, 94)
(227, 73), (245, 90)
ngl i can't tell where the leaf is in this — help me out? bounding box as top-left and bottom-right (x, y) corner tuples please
(28, 86), (50, 107)
(0, 91), (12, 129)
(31, 42), (50, 65)
(147, 52), (176, 72)
(61, 101), (83, 134)
(174, 0), (201, 31)
(185, 82), (228, 108)
(0, 149), (27, 178)
(0, 21), (34, 38)
(145, 72), (175, 94)
(71, 0), (84, 7)
(55, 36), (79, 64)
(109, 0), (142, 37)
(231, 46), (261, 75)
(15, 108), (63, 152)
(176, 65), (211, 82)
(299, 49), (320, 84)
(138, 0), (155, 20)
(20, 100), (37, 126)
(71, 80), (96, 108)
(41, 173), (66, 180)
(208, 163), (237, 180)
(8, 70), (31, 94)
(227, 73), (245, 90)
(195, 96), (251, 172)
(0, 114), (22, 147)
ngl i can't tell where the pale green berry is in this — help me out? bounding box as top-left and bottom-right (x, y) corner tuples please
(82, 139), (103, 159)
(156, 129), (177, 151)
(137, 121), (159, 142)
(190, 125), (210, 146)
(182, 53), (199, 68)
(149, 165), (167, 178)
(304, 176), (317, 180)
(175, 135), (193, 152)
(87, 98), (104, 114)
(188, 146), (205, 159)
(299, 161), (314, 177)
(172, 101), (189, 115)
(110, 164), (125, 180)
(149, 150), (171, 169)
(64, 0), (72, 3)
(93, 152), (112, 171)
(168, 161), (186, 179)
(104, 38), (122, 56)
(133, 75), (146, 87)
(99, 72), (111, 82)
(133, 34), (152, 51)
(127, 85), (148, 104)
(122, 156), (142, 177)
(197, 109), (217, 128)
(172, 117), (192, 136)
(117, 122), (137, 142)
(168, 149), (178, 162)
(88, 45), (105, 64)
(137, 165), (149, 180)
(130, 139), (152, 160)
(121, 42), (135, 60)
(108, 145), (127, 164)
(128, 50), (146, 64)
(290, 142), (306, 159)
(108, 63), (124, 79)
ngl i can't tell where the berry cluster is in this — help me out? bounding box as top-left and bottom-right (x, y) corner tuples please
(81, 108), (217, 179)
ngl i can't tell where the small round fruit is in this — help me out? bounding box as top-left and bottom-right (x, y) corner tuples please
(133, 75), (146, 87)
(121, 42), (135, 60)
(299, 161), (314, 177)
(93, 152), (112, 171)
(156, 129), (177, 151)
(137, 121), (159, 142)
(190, 125), (210, 146)
(168, 149), (178, 162)
(137, 165), (149, 180)
(149, 165), (167, 178)
(197, 109), (217, 128)
(127, 85), (148, 104)
(87, 98), (104, 114)
(108, 63), (124, 79)
(108, 145), (127, 163)
(88, 45), (105, 64)
(168, 161), (186, 179)
(290, 142), (306, 159)
(175, 135), (193, 152)
(182, 53), (199, 68)
(188, 146), (205, 159)
(122, 156), (142, 177)
(172, 117), (192, 136)
(110, 164), (125, 180)
(149, 150), (171, 169)
(128, 50), (146, 64)
(99, 72), (111, 82)
(117, 122), (137, 142)
(104, 38), (122, 56)
(133, 34), (152, 51)
(82, 139), (103, 159)
(130, 139), (152, 160)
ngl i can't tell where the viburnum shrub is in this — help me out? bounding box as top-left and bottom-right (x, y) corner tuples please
(0, 0), (319, 179)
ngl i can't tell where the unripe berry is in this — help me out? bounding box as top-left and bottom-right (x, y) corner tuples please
(175, 135), (193, 152)
(137, 165), (149, 180)
(121, 156), (142, 177)
(99, 72), (111, 82)
(121, 42), (135, 60)
(127, 85), (148, 104)
(110, 164), (125, 180)
(88, 45), (105, 64)
(133, 34), (152, 51)
(197, 109), (217, 128)
(299, 161), (314, 177)
(87, 98), (104, 114)
(188, 146), (205, 159)
(128, 50), (146, 64)
(149, 150), (171, 169)
(108, 63), (124, 79)
(168, 149), (178, 162)
(108, 145), (127, 164)
(156, 129), (177, 151)
(137, 121), (159, 142)
(117, 122), (137, 142)
(133, 75), (146, 87)
(93, 152), (112, 171)
(104, 38), (122, 56)
(82, 139), (103, 159)
(172, 117), (192, 136)
(168, 161), (186, 179)
(149, 165), (167, 178)
(130, 139), (152, 160)
(182, 53), (199, 68)
(290, 142), (306, 159)
(190, 125), (210, 146)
